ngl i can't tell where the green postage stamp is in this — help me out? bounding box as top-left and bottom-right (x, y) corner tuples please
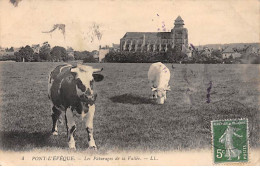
(211, 119), (248, 164)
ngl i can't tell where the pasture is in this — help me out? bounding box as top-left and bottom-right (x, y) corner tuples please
(0, 62), (259, 152)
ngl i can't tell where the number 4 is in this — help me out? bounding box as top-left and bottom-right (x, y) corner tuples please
(216, 149), (224, 158)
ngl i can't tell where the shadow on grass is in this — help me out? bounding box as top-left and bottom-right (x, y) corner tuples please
(0, 131), (66, 151)
(110, 93), (153, 105)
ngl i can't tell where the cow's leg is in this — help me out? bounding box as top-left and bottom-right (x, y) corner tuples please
(85, 104), (97, 149)
(153, 90), (158, 99)
(149, 81), (156, 99)
(51, 106), (62, 135)
(150, 88), (157, 99)
(65, 107), (76, 149)
(150, 90), (155, 99)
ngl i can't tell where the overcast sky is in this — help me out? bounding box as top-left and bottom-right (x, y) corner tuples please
(0, 0), (259, 51)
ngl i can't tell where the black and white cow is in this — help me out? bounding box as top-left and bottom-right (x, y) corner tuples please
(48, 64), (103, 149)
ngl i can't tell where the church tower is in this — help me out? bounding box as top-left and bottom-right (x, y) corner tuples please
(171, 16), (188, 50)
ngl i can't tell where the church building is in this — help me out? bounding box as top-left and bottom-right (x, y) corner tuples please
(120, 16), (188, 52)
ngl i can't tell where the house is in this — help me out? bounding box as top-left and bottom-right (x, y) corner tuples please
(31, 44), (40, 53)
(110, 44), (120, 52)
(99, 46), (109, 62)
(13, 47), (20, 52)
(92, 50), (99, 61)
(222, 46), (234, 58)
(0, 47), (5, 52)
(222, 46), (242, 59)
(246, 45), (259, 54)
(182, 44), (192, 57)
(66, 47), (74, 60)
(233, 52), (242, 58)
(200, 47), (212, 57)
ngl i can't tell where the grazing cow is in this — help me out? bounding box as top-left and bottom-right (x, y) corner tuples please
(48, 64), (104, 149)
(148, 62), (171, 104)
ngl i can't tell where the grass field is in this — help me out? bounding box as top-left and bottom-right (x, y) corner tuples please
(0, 62), (259, 152)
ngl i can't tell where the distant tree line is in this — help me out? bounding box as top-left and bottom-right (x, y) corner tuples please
(74, 51), (97, 63)
(105, 51), (171, 63)
(104, 50), (222, 63)
(104, 48), (260, 64)
(1, 43), (259, 64)
(11, 42), (98, 62)
(15, 42), (70, 62)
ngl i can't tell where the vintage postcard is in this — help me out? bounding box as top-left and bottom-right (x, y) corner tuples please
(0, 0), (259, 166)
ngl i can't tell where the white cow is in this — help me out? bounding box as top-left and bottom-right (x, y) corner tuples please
(148, 62), (171, 104)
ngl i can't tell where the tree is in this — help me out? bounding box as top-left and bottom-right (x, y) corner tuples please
(9, 47), (14, 52)
(50, 46), (67, 61)
(24, 45), (34, 62)
(33, 53), (41, 62)
(74, 51), (82, 60)
(243, 53), (260, 64)
(169, 45), (188, 63)
(211, 50), (222, 59)
(67, 47), (74, 61)
(5, 47), (14, 52)
(251, 55), (260, 64)
(82, 55), (97, 63)
(39, 42), (51, 61)
(14, 51), (22, 62)
(74, 50), (93, 60)
(15, 45), (34, 62)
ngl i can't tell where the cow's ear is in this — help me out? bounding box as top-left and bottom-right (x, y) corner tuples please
(93, 68), (103, 73)
(71, 67), (78, 73)
(71, 67), (79, 77)
(151, 87), (157, 91)
(93, 73), (104, 82)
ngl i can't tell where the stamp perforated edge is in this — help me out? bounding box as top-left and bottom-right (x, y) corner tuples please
(211, 118), (250, 165)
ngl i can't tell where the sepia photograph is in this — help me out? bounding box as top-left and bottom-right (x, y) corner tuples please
(0, 0), (259, 166)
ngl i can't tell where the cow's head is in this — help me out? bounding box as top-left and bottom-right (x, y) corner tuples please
(70, 64), (104, 103)
(152, 86), (171, 104)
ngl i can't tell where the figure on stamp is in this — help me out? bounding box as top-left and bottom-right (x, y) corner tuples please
(219, 124), (243, 160)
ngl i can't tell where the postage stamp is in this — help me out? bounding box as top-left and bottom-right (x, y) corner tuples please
(211, 119), (249, 164)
